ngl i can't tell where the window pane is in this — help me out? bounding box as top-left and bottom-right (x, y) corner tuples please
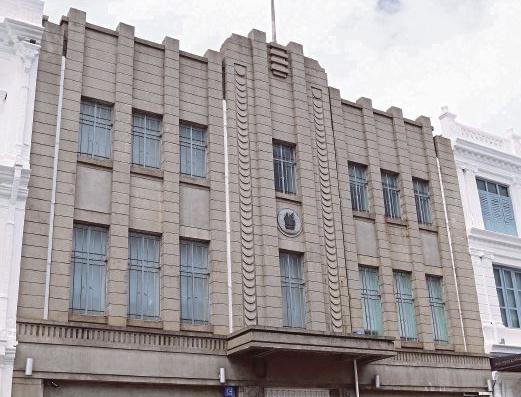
(494, 265), (521, 328)
(413, 178), (432, 225)
(349, 163), (369, 212)
(180, 124), (207, 177)
(382, 171), (401, 218)
(477, 179), (517, 236)
(180, 240), (209, 324)
(132, 114), (162, 169)
(273, 143), (297, 194)
(359, 266), (383, 335)
(426, 276), (448, 343)
(280, 252), (305, 328)
(79, 100), (112, 159)
(71, 225), (107, 315)
(393, 271), (417, 340)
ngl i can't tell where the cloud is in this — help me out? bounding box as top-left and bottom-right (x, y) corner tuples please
(43, 0), (521, 135)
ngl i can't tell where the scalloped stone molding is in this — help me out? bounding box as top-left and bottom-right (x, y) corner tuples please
(311, 87), (342, 332)
(234, 63), (257, 326)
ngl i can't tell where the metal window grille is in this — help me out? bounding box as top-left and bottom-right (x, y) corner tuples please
(349, 163), (369, 212)
(132, 113), (161, 169)
(381, 171), (401, 218)
(413, 178), (432, 225)
(180, 240), (209, 324)
(477, 178), (517, 236)
(273, 142), (297, 194)
(128, 233), (161, 320)
(359, 266), (383, 335)
(280, 252), (305, 328)
(426, 275), (449, 343)
(180, 124), (207, 177)
(70, 224), (107, 315)
(494, 265), (521, 328)
(393, 271), (417, 341)
(79, 100), (112, 159)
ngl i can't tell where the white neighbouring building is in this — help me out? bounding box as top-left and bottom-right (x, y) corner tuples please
(0, 0), (43, 396)
(440, 107), (521, 397)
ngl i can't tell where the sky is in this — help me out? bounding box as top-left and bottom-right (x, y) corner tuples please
(43, 0), (521, 136)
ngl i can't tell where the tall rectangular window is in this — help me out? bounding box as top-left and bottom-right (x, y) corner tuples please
(70, 225), (107, 315)
(413, 178), (432, 225)
(477, 178), (517, 236)
(349, 163), (369, 212)
(79, 100), (112, 159)
(180, 240), (209, 324)
(273, 142), (297, 194)
(280, 252), (305, 328)
(393, 271), (417, 341)
(180, 124), (206, 177)
(382, 171), (401, 218)
(494, 265), (521, 328)
(128, 233), (160, 320)
(426, 276), (449, 343)
(132, 113), (161, 169)
(359, 266), (383, 335)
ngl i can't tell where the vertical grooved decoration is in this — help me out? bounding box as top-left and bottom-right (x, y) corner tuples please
(234, 63), (257, 325)
(311, 87), (342, 332)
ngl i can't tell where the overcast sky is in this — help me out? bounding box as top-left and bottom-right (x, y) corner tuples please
(44, 0), (520, 136)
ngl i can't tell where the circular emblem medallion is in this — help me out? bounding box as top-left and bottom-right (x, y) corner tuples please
(277, 208), (302, 237)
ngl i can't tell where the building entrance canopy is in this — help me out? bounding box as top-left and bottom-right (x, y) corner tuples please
(490, 353), (521, 372)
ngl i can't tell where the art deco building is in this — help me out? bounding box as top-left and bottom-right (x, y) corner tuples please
(13, 8), (491, 397)
(0, 1), (43, 396)
(440, 109), (521, 396)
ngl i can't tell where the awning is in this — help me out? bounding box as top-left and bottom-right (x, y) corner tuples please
(227, 326), (396, 364)
(490, 353), (521, 372)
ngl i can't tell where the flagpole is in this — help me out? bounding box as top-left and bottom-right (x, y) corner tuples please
(271, 0), (277, 43)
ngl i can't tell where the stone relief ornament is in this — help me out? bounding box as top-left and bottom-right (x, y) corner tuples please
(277, 208), (302, 236)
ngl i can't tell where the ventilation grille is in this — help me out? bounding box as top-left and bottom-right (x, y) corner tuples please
(269, 44), (289, 78)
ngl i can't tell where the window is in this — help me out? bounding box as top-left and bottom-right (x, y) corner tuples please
(180, 240), (209, 324)
(477, 178), (517, 236)
(180, 124), (206, 177)
(393, 271), (417, 341)
(132, 113), (161, 169)
(494, 265), (521, 328)
(349, 163), (369, 212)
(382, 171), (401, 218)
(413, 178), (432, 225)
(280, 252), (305, 328)
(273, 142), (297, 194)
(79, 100), (112, 159)
(70, 225), (107, 315)
(359, 266), (383, 335)
(426, 276), (448, 343)
(128, 233), (160, 320)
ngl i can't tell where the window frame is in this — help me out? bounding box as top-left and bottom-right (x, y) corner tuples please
(381, 170), (401, 219)
(493, 265), (521, 328)
(393, 270), (417, 341)
(180, 123), (207, 178)
(413, 178), (432, 225)
(131, 112), (162, 169)
(273, 141), (297, 195)
(426, 275), (449, 343)
(280, 251), (306, 328)
(78, 99), (113, 159)
(70, 224), (108, 316)
(359, 265), (383, 335)
(349, 162), (369, 213)
(477, 177), (517, 236)
(180, 239), (210, 325)
(128, 232), (161, 321)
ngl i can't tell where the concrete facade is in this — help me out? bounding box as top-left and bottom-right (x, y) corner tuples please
(13, 9), (491, 397)
(0, 1), (43, 396)
(440, 108), (521, 396)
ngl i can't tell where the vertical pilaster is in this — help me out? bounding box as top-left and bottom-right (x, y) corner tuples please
(435, 135), (485, 354)
(161, 36), (181, 331)
(356, 97), (399, 339)
(48, 8), (86, 321)
(248, 30), (282, 328)
(106, 22), (134, 326)
(388, 107), (433, 349)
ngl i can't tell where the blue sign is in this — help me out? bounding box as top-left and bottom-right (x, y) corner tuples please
(224, 386), (236, 397)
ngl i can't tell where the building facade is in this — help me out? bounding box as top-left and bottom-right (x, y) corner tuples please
(0, 1), (43, 396)
(440, 108), (521, 396)
(12, 9), (492, 396)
